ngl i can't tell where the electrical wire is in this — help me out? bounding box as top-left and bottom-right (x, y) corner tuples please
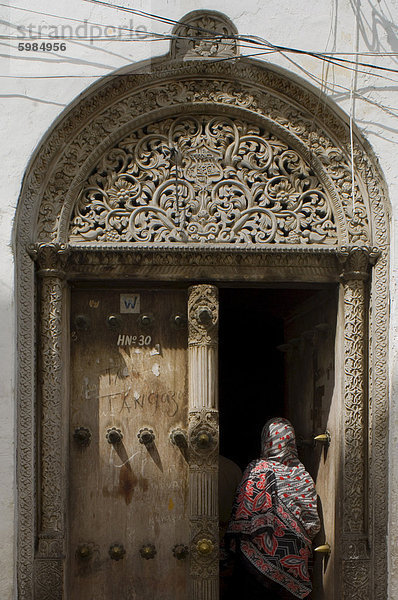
(0, 2), (167, 39)
(0, 3), (135, 30)
(2, 1), (396, 58)
(2, 35), (397, 78)
(82, 0), (211, 31)
(0, 4), (395, 140)
(240, 37), (398, 75)
(306, 0), (336, 155)
(2, 2), (398, 74)
(348, 7), (359, 216)
(0, 35), (292, 53)
(277, 50), (398, 118)
(0, 0), (397, 87)
(304, 51), (398, 74)
(80, 0), (398, 73)
(85, 0), (398, 71)
(0, 49), (278, 77)
(1, 50), (397, 86)
(273, 43), (398, 84)
(0, 2), (205, 43)
(1, 35), (168, 41)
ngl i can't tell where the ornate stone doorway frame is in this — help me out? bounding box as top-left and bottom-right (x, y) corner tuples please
(14, 55), (389, 599)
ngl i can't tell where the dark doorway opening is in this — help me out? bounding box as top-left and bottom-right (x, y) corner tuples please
(219, 287), (327, 470)
(219, 288), (284, 469)
(218, 286), (338, 600)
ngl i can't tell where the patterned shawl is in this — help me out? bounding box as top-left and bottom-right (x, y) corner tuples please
(226, 418), (320, 598)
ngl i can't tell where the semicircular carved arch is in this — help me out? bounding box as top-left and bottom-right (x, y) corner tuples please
(69, 113), (342, 246)
(27, 61), (386, 250)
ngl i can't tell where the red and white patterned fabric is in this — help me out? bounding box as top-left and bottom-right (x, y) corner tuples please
(227, 418), (320, 598)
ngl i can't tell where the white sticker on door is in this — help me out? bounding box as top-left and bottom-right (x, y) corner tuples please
(120, 293), (140, 313)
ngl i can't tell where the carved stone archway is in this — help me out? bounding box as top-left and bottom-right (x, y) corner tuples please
(15, 11), (389, 599)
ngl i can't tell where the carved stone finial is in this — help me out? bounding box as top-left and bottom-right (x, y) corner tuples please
(171, 11), (239, 61)
(189, 411), (219, 466)
(28, 243), (70, 275)
(188, 285), (218, 346)
(338, 245), (380, 281)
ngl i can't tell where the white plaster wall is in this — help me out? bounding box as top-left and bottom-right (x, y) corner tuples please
(0, 0), (397, 597)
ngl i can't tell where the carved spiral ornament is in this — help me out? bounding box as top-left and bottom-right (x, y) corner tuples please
(70, 115), (337, 246)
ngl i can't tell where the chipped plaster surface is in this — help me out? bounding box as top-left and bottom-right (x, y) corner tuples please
(1, 0), (397, 597)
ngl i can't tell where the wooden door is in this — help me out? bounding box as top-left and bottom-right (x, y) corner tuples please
(69, 288), (190, 599)
(283, 288), (340, 600)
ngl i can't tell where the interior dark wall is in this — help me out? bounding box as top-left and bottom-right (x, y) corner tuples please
(218, 288), (285, 470)
(218, 287), (324, 470)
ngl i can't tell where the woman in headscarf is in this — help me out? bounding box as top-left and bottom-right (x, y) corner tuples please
(226, 418), (320, 599)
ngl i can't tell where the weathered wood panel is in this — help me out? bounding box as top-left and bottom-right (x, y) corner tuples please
(284, 289), (340, 600)
(69, 288), (189, 599)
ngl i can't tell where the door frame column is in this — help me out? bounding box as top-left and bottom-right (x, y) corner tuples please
(31, 243), (69, 600)
(339, 246), (378, 599)
(188, 284), (219, 600)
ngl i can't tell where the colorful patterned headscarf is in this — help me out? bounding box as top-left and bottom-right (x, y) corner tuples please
(227, 418), (320, 598)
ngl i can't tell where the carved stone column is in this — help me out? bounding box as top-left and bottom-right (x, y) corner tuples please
(188, 285), (219, 600)
(339, 247), (375, 599)
(30, 244), (69, 600)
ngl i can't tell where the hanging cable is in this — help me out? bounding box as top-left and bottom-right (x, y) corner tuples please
(2, 2), (398, 75)
(80, 0), (398, 73)
(279, 50), (398, 118)
(349, 3), (359, 218)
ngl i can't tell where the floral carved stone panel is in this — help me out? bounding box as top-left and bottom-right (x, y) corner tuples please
(69, 115), (338, 245)
(170, 11), (238, 61)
